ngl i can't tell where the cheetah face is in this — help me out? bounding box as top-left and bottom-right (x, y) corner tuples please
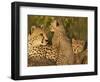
(72, 38), (85, 54)
(28, 26), (48, 47)
(49, 20), (60, 33)
(50, 20), (57, 32)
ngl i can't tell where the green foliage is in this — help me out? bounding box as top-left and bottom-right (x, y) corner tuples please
(28, 15), (87, 41)
(62, 17), (87, 41)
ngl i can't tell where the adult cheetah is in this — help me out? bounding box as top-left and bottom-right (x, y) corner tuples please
(28, 26), (58, 66)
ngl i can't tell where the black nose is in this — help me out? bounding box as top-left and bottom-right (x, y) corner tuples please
(45, 40), (48, 42)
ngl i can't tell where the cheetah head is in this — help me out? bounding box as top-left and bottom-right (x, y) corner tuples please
(28, 25), (48, 47)
(49, 20), (59, 32)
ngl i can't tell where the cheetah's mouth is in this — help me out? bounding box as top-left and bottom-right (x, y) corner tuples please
(41, 39), (48, 46)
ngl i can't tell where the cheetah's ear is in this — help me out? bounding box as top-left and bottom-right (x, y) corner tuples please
(53, 20), (57, 27)
(40, 24), (44, 28)
(31, 26), (36, 33)
(40, 24), (45, 31)
(50, 20), (56, 26)
(72, 38), (75, 42)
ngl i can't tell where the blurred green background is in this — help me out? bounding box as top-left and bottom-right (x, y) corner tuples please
(28, 15), (88, 41)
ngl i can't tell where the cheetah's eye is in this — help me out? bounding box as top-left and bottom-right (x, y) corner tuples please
(40, 33), (43, 36)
